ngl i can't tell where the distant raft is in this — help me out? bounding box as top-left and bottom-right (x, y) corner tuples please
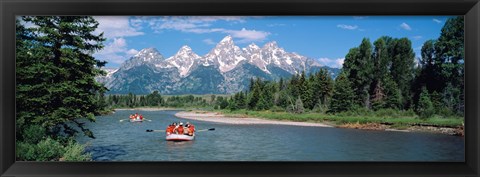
(130, 118), (143, 122)
(166, 134), (195, 141)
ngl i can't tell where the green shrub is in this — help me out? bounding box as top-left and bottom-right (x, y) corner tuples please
(311, 104), (328, 114)
(374, 108), (400, 118)
(35, 138), (65, 161)
(417, 87), (435, 119)
(269, 106), (285, 112)
(16, 137), (91, 161)
(17, 138), (64, 161)
(22, 125), (46, 144)
(62, 140), (91, 161)
(16, 141), (36, 161)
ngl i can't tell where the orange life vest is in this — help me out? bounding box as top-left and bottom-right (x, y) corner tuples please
(166, 126), (173, 134)
(177, 126), (184, 134)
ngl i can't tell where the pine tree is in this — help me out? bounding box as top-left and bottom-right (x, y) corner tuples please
(370, 38), (389, 109)
(343, 38), (374, 108)
(17, 16), (106, 139)
(417, 87), (434, 119)
(329, 72), (355, 113)
(435, 16), (464, 115)
(390, 38), (415, 109)
(383, 75), (402, 109)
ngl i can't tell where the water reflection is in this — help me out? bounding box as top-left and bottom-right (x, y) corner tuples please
(85, 144), (127, 161)
(166, 140), (194, 150)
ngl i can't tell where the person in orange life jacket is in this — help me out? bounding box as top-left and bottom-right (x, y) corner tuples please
(184, 125), (190, 135)
(129, 114), (134, 120)
(187, 123), (195, 136)
(177, 122), (185, 135)
(173, 122), (179, 134)
(166, 123), (174, 135)
(134, 113), (139, 120)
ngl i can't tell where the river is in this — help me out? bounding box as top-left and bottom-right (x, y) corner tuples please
(75, 110), (464, 161)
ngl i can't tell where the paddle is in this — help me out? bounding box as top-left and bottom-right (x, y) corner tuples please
(146, 129), (164, 132)
(196, 128), (215, 132)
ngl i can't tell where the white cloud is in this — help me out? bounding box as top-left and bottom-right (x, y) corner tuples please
(126, 49), (139, 56)
(400, 22), (412, 31)
(222, 28), (270, 43)
(317, 58), (345, 68)
(94, 37), (138, 66)
(138, 16), (270, 43)
(411, 35), (423, 40)
(203, 38), (216, 45)
(94, 16), (144, 39)
(337, 24), (358, 30)
(433, 18), (442, 24)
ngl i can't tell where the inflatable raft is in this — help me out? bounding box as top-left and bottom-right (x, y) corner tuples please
(166, 133), (195, 141)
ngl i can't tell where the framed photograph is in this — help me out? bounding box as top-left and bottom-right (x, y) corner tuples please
(1, 0), (479, 176)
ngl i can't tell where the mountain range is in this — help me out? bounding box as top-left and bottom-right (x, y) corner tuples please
(97, 35), (340, 95)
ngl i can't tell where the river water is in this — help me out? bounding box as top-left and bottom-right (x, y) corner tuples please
(75, 110), (464, 161)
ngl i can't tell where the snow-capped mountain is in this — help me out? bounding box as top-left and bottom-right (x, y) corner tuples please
(202, 35), (247, 73)
(162, 45), (201, 77)
(98, 36), (340, 94)
(121, 48), (164, 71)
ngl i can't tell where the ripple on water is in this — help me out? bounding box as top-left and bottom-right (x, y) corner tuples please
(76, 110), (465, 161)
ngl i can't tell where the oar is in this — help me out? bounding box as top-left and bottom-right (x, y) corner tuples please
(196, 128), (215, 132)
(146, 129), (164, 132)
(119, 119), (128, 122)
(143, 118), (152, 122)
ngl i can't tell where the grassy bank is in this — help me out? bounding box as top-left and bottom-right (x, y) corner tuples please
(218, 109), (464, 128)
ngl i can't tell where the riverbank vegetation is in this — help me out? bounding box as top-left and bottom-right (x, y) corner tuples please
(16, 16), (108, 161)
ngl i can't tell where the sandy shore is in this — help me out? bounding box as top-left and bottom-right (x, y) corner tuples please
(174, 111), (334, 127)
(115, 107), (182, 111)
(175, 111), (463, 136)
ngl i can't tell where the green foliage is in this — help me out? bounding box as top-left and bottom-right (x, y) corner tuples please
(382, 75), (402, 109)
(413, 16), (464, 116)
(16, 138), (91, 161)
(62, 140), (92, 161)
(17, 16), (106, 140)
(21, 125), (46, 144)
(343, 38), (374, 107)
(329, 72), (355, 113)
(389, 38), (416, 109)
(17, 138), (64, 161)
(417, 87), (435, 119)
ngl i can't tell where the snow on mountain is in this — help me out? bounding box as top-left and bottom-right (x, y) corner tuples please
(243, 43), (269, 73)
(98, 35), (339, 94)
(202, 35), (246, 73)
(164, 45), (201, 77)
(121, 47), (164, 70)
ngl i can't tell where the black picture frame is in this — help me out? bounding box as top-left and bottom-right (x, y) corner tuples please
(1, 0), (479, 176)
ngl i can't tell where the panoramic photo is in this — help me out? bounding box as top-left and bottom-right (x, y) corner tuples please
(16, 16), (464, 161)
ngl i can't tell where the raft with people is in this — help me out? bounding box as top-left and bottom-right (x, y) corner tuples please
(165, 122), (195, 141)
(129, 113), (144, 122)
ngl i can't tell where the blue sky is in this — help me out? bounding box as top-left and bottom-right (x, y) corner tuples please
(92, 16), (453, 68)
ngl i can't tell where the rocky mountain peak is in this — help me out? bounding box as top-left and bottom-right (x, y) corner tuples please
(263, 41), (279, 49)
(219, 35), (234, 44)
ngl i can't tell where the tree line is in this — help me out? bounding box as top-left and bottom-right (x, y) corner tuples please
(225, 17), (464, 119)
(100, 91), (212, 108)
